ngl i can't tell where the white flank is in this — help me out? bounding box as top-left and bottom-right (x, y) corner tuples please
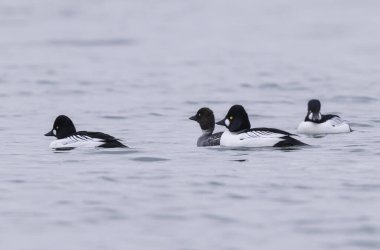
(297, 117), (351, 135)
(220, 130), (285, 148)
(49, 135), (104, 149)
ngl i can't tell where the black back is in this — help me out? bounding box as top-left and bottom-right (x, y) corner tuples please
(76, 131), (127, 148)
(249, 128), (306, 147)
(250, 127), (295, 136)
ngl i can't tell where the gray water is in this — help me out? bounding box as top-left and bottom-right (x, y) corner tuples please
(1, 0), (380, 249)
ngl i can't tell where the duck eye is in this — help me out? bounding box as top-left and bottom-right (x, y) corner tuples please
(229, 116), (233, 120)
(56, 126), (59, 130)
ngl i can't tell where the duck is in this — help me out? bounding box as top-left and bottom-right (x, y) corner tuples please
(189, 107), (223, 146)
(45, 115), (127, 149)
(297, 99), (352, 134)
(216, 105), (307, 147)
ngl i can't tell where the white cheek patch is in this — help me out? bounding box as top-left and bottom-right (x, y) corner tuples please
(53, 129), (57, 135)
(225, 119), (230, 127)
(309, 113), (322, 121)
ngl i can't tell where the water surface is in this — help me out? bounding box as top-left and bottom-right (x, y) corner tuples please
(1, 0), (380, 249)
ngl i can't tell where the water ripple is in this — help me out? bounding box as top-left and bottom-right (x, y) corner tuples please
(202, 213), (237, 224)
(47, 38), (136, 47)
(331, 95), (378, 103)
(131, 157), (170, 162)
(347, 240), (380, 249)
(99, 115), (127, 120)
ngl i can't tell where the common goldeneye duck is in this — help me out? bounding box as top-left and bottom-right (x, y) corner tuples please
(189, 107), (223, 147)
(297, 99), (352, 134)
(216, 105), (306, 148)
(45, 115), (127, 149)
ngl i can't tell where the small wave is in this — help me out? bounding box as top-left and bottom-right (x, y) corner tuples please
(240, 82), (252, 88)
(100, 115), (127, 120)
(350, 122), (373, 128)
(251, 114), (276, 119)
(204, 100), (225, 104)
(348, 240), (380, 249)
(348, 148), (366, 153)
(293, 185), (313, 190)
(258, 82), (282, 89)
(202, 213), (236, 224)
(54, 200), (73, 206)
(131, 156), (169, 162)
(17, 91), (33, 96)
(89, 149), (139, 155)
(6, 179), (27, 184)
(78, 81), (93, 86)
(59, 89), (86, 95)
(257, 82), (305, 91)
(180, 60), (199, 67)
(99, 176), (118, 183)
(36, 80), (58, 85)
(257, 71), (272, 77)
(184, 100), (200, 105)
(343, 183), (380, 191)
(150, 213), (187, 221)
(226, 193), (250, 200)
(63, 160), (82, 163)
(148, 112), (163, 117)
(47, 38), (136, 47)
(207, 181), (225, 186)
(331, 95), (378, 103)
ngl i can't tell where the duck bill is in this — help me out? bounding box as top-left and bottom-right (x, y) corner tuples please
(189, 115), (197, 121)
(45, 129), (55, 137)
(216, 118), (226, 126)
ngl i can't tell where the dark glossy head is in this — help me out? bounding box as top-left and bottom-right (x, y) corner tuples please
(308, 99), (321, 113)
(189, 107), (215, 134)
(45, 115), (77, 139)
(307, 99), (322, 121)
(216, 105), (251, 133)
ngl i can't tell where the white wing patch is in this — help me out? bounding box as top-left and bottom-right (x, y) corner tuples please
(244, 130), (285, 139)
(49, 135), (104, 149)
(328, 117), (346, 127)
